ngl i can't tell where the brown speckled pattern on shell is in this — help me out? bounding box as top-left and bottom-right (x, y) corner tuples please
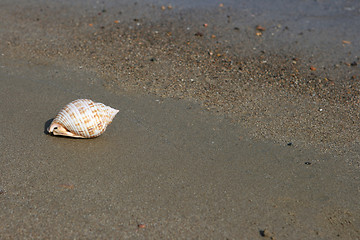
(52, 99), (119, 138)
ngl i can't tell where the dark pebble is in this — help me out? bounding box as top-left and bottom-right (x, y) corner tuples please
(305, 161), (311, 165)
(350, 61), (357, 66)
(194, 32), (203, 37)
(287, 142), (292, 146)
(259, 229), (273, 238)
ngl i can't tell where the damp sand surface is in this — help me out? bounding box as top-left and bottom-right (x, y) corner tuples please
(0, 0), (360, 239)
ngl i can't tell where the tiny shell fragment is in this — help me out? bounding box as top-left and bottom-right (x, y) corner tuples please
(59, 184), (75, 189)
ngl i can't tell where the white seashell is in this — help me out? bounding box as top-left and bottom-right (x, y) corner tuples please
(48, 99), (119, 138)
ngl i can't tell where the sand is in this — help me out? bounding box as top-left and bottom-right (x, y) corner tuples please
(0, 0), (359, 239)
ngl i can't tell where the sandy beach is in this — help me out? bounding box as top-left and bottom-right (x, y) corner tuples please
(1, 0), (359, 239)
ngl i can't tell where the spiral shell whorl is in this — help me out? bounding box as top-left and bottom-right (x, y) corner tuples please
(51, 99), (118, 138)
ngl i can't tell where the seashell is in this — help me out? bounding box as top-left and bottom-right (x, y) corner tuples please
(48, 99), (119, 138)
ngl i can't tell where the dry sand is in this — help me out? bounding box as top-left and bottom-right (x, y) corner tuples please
(0, 0), (359, 239)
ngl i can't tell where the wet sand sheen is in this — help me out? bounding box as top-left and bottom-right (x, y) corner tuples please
(1, 59), (359, 239)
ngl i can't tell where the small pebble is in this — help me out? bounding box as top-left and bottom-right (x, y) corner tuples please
(138, 224), (146, 229)
(256, 25), (266, 31)
(260, 229), (275, 239)
(287, 142), (292, 146)
(305, 162), (311, 165)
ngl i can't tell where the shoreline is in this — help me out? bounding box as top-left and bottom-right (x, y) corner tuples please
(1, 0), (359, 162)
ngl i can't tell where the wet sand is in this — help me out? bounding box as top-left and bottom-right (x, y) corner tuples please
(1, 0), (360, 239)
